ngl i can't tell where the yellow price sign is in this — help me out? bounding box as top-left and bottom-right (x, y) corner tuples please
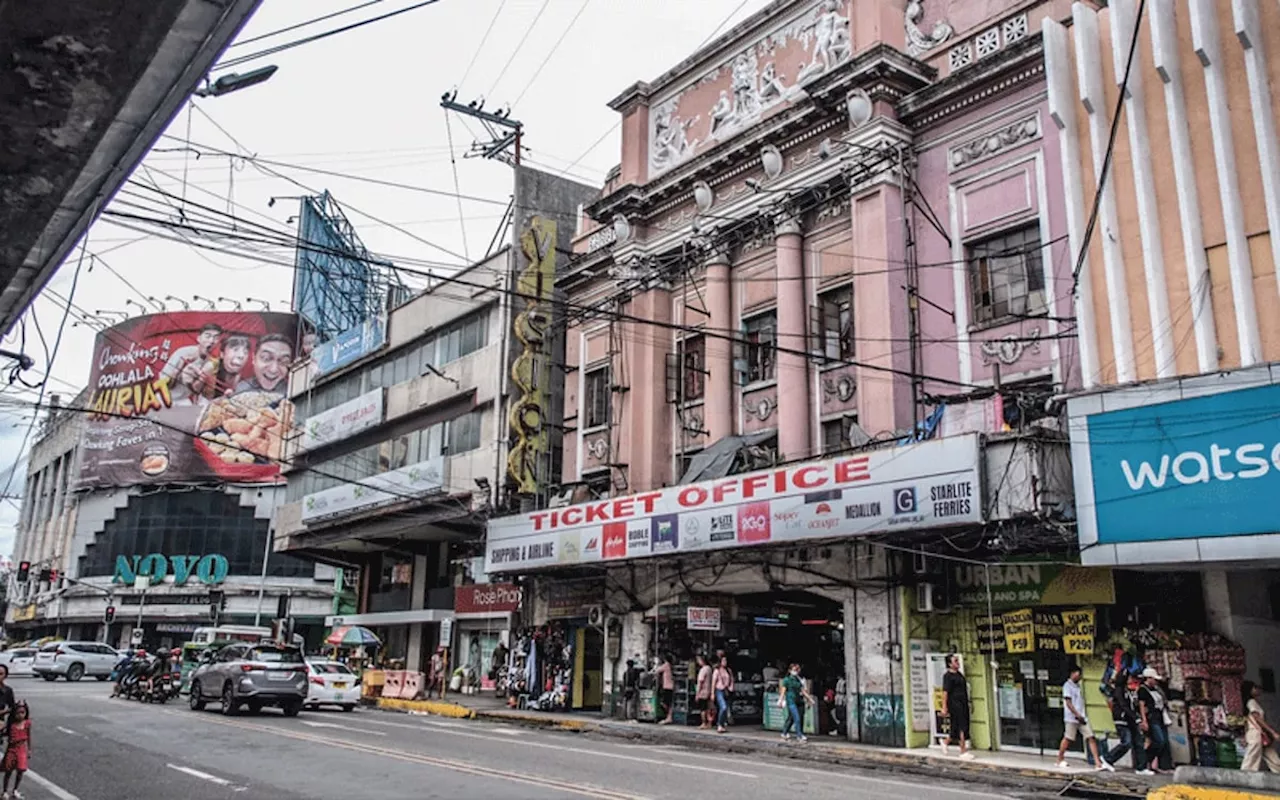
(1062, 609), (1096, 655)
(1002, 608), (1035, 654)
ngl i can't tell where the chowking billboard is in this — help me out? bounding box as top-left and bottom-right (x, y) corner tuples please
(485, 434), (983, 573)
(78, 311), (302, 488)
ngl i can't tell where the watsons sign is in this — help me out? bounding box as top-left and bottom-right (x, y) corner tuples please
(113, 554), (229, 586)
(1081, 381), (1280, 544)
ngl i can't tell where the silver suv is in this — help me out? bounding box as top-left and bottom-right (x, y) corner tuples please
(33, 641), (119, 681)
(187, 642), (307, 716)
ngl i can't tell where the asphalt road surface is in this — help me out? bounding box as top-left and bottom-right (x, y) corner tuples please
(18, 677), (1024, 800)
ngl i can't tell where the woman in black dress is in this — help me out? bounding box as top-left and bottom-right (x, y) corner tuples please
(942, 654), (974, 759)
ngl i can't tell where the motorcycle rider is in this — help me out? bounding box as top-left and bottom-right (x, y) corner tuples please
(111, 650), (143, 698)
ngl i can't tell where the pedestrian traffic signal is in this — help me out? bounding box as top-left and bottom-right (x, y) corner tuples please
(48, 569), (59, 586)
(15, 562), (29, 582)
(37, 567), (50, 584)
(104, 605), (116, 624)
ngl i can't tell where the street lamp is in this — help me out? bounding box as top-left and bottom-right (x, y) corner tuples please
(164, 295), (190, 310)
(192, 295), (217, 310)
(246, 297), (271, 312)
(217, 297), (243, 311)
(194, 65), (279, 98)
(124, 299), (150, 316)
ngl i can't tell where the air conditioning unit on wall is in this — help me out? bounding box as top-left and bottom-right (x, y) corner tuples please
(586, 605), (603, 627)
(916, 583), (950, 614)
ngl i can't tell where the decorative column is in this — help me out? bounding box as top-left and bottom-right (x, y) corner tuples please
(774, 206), (811, 462)
(704, 247), (735, 442)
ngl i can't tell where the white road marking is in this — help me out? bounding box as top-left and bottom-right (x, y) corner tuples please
(167, 763), (233, 786)
(300, 720), (386, 736)
(55, 726), (82, 736)
(352, 715), (757, 777)
(27, 769), (81, 800)
(490, 726), (522, 735)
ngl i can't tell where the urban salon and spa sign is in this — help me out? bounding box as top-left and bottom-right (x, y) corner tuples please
(485, 434), (983, 573)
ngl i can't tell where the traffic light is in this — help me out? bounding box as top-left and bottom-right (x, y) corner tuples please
(104, 605), (116, 624)
(15, 562), (29, 583)
(276, 594), (290, 620)
(208, 589), (224, 621)
(37, 567), (50, 584)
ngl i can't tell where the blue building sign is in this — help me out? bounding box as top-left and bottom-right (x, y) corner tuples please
(315, 316), (386, 377)
(1084, 382), (1280, 544)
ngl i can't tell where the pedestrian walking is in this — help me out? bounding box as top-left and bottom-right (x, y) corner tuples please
(1138, 668), (1172, 773)
(1, 701), (31, 800)
(428, 647), (446, 700)
(941, 654), (974, 759)
(779, 663), (814, 743)
(1057, 665), (1111, 771)
(713, 655), (734, 733)
(0, 667), (15, 723)
(622, 659), (641, 721)
(1242, 680), (1280, 772)
(1103, 672), (1151, 774)
(695, 654), (714, 729)
(654, 654), (675, 724)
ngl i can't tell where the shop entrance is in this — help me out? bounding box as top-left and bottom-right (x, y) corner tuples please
(995, 647), (1071, 752)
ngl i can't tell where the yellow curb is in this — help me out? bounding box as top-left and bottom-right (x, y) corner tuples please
(1148, 786), (1280, 800)
(376, 697), (476, 719)
(473, 709), (589, 731)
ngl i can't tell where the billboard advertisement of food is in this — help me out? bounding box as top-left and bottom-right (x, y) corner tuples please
(78, 311), (303, 488)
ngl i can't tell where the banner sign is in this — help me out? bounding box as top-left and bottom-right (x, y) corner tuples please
(78, 311), (301, 488)
(315, 317), (386, 378)
(686, 606), (722, 631)
(951, 563), (1115, 608)
(454, 583), (521, 615)
(301, 456), (446, 522)
(1080, 381), (1280, 543)
(300, 389), (383, 452)
(485, 434), (983, 573)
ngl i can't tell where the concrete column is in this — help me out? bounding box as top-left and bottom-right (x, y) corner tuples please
(1202, 569), (1235, 638)
(704, 248), (735, 442)
(774, 208), (811, 461)
(406, 554), (430, 672)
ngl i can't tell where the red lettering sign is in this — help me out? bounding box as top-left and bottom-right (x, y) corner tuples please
(602, 522), (627, 559)
(737, 501), (772, 543)
(454, 583), (521, 614)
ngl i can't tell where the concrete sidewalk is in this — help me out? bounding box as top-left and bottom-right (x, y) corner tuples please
(374, 693), (1165, 796)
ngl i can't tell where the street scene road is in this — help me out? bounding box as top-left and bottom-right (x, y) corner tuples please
(24, 679), (1025, 800)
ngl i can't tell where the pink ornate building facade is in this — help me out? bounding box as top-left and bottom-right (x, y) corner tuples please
(562, 0), (1078, 496)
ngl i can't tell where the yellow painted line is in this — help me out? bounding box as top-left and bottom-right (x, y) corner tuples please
(164, 710), (648, 800)
(377, 697), (476, 718)
(1148, 786), (1280, 800)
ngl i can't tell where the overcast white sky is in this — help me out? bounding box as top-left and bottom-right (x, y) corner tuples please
(0, 0), (772, 556)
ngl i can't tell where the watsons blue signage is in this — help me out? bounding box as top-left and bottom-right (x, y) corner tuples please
(315, 317), (386, 377)
(1085, 382), (1280, 543)
(113, 554), (230, 586)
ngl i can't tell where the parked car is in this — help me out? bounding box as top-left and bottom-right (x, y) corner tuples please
(0, 648), (36, 677)
(188, 642), (307, 716)
(304, 660), (360, 712)
(33, 641), (119, 681)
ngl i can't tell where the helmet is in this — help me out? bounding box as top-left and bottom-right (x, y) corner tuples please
(135, 649), (146, 656)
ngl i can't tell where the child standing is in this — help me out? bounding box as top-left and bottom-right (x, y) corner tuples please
(2, 700), (31, 800)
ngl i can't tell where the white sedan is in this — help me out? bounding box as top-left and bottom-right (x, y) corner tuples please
(304, 660), (360, 711)
(0, 648), (36, 677)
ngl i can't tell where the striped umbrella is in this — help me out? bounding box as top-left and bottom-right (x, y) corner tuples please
(325, 625), (381, 648)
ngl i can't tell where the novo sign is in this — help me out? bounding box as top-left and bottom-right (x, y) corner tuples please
(1079, 381), (1280, 544)
(454, 583), (521, 615)
(302, 456), (447, 522)
(300, 388), (383, 452)
(485, 434), (982, 573)
(113, 554), (230, 586)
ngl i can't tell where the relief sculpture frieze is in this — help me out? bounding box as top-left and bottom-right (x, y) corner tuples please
(649, 0), (852, 178)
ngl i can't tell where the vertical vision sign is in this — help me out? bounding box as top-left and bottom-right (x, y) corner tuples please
(507, 217), (557, 495)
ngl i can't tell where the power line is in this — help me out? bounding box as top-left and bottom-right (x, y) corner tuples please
(215, 0), (443, 71)
(1070, 0), (1146, 296)
(511, 0), (592, 107)
(458, 0), (508, 90)
(230, 1), (384, 49)
(486, 0), (551, 99)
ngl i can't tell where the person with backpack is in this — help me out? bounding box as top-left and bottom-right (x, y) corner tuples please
(1103, 672), (1152, 774)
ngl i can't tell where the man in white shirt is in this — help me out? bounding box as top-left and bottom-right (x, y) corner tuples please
(1057, 665), (1110, 771)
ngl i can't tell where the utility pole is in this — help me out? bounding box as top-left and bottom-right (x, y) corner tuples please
(439, 91), (524, 166)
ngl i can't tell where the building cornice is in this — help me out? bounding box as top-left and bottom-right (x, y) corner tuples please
(898, 32), (1046, 129)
